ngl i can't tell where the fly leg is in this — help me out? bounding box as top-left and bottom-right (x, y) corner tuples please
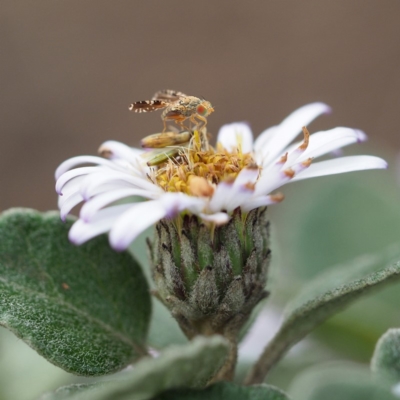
(191, 114), (208, 131)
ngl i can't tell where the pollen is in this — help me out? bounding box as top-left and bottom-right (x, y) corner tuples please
(150, 129), (257, 197)
(283, 168), (295, 178)
(299, 127), (310, 151)
(270, 192), (285, 203)
(279, 152), (288, 164)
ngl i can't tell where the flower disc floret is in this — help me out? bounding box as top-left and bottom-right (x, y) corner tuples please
(152, 130), (256, 196)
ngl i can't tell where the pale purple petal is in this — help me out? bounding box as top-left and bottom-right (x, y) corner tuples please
(216, 122), (254, 153)
(109, 201), (167, 251)
(292, 156), (388, 181)
(69, 204), (132, 245)
(55, 156), (119, 180)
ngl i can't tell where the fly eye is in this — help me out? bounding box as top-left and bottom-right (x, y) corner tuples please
(196, 104), (208, 116)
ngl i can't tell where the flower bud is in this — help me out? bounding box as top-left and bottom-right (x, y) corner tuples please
(148, 207), (270, 339)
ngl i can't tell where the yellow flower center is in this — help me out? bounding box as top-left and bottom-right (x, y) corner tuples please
(148, 130), (256, 196)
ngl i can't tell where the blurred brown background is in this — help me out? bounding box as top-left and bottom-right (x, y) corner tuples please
(1, 0), (399, 211)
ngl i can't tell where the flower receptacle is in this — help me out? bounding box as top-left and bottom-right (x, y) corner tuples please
(148, 207), (271, 340)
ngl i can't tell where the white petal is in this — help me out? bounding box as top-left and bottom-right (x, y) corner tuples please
(69, 204), (132, 245)
(57, 175), (86, 206)
(199, 212), (230, 224)
(291, 155), (388, 181)
(80, 180), (133, 200)
(208, 182), (233, 213)
(209, 176), (256, 213)
(233, 166), (259, 187)
(257, 103), (331, 166)
(60, 192), (84, 221)
(79, 170), (161, 199)
(299, 135), (362, 163)
(109, 201), (167, 251)
(80, 187), (152, 221)
(161, 192), (205, 216)
(98, 140), (143, 161)
(254, 126), (277, 154)
(216, 122), (254, 153)
(109, 158), (145, 177)
(55, 156), (119, 180)
(287, 128), (366, 165)
(56, 167), (105, 194)
(254, 168), (293, 196)
(241, 195), (282, 212)
(226, 187), (255, 212)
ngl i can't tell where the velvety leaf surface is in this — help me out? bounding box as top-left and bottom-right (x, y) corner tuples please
(273, 170), (400, 279)
(289, 362), (395, 400)
(41, 336), (229, 400)
(0, 327), (72, 400)
(270, 162), (400, 361)
(245, 246), (400, 383)
(0, 208), (151, 375)
(153, 382), (290, 400)
(372, 328), (400, 385)
(40, 384), (102, 400)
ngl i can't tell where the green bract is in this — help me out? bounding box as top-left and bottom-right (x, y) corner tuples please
(149, 208), (270, 339)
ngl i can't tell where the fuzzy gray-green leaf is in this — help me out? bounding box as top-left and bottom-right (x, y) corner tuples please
(372, 328), (400, 385)
(154, 382), (290, 400)
(289, 362), (395, 400)
(40, 384), (103, 400)
(0, 208), (151, 376)
(245, 245), (400, 383)
(44, 336), (229, 400)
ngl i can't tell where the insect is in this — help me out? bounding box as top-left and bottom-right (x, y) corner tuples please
(129, 90), (214, 132)
(140, 129), (192, 167)
(140, 130), (192, 149)
(140, 129), (205, 167)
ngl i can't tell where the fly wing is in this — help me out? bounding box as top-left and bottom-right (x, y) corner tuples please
(152, 90), (186, 102)
(129, 100), (167, 113)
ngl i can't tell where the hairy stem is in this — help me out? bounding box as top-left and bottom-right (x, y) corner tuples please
(243, 326), (302, 385)
(209, 337), (238, 383)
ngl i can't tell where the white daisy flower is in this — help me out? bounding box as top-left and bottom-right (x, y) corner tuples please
(55, 102), (387, 251)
